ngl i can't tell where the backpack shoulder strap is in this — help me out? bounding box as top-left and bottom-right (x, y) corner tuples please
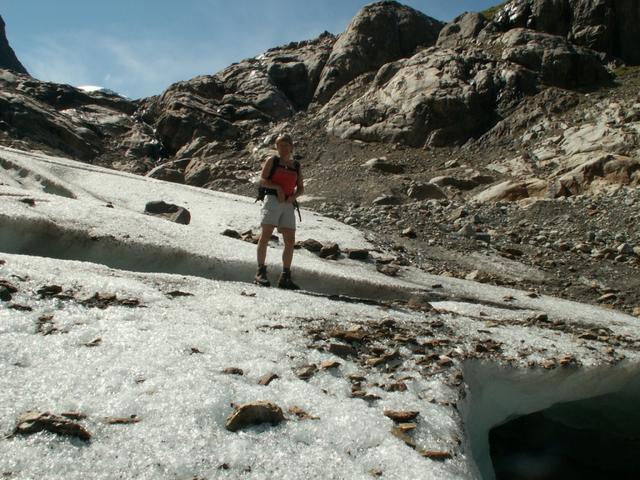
(267, 155), (280, 179)
(293, 160), (300, 173)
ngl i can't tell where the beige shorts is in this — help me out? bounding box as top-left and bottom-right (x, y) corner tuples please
(260, 194), (296, 230)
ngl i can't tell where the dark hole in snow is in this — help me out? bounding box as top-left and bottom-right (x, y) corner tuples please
(461, 361), (640, 480)
(490, 391), (640, 480)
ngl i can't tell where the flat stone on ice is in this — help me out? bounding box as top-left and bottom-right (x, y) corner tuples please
(14, 411), (91, 441)
(225, 401), (285, 432)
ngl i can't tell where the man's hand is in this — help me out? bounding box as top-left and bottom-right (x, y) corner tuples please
(285, 195), (296, 204)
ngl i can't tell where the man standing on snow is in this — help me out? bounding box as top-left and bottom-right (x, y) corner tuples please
(254, 133), (304, 289)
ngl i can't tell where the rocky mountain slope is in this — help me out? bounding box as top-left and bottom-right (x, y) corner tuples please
(0, 0), (639, 315)
(0, 15), (27, 75)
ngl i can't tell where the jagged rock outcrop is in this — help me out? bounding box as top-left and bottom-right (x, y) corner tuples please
(313, 1), (444, 104)
(473, 92), (640, 202)
(0, 69), (154, 161)
(548, 154), (640, 197)
(142, 33), (335, 155)
(326, 44), (534, 148)
(326, 21), (610, 148)
(0, 1), (630, 182)
(141, 75), (243, 155)
(0, 15), (28, 74)
(500, 29), (611, 88)
(491, 0), (640, 64)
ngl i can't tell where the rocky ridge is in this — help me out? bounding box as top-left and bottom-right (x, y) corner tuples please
(0, 0), (639, 315)
(0, 15), (27, 75)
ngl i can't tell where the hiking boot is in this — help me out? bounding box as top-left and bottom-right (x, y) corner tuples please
(254, 265), (270, 287)
(277, 271), (300, 290)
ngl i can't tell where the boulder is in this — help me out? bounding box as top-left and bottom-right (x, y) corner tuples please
(175, 136), (211, 159)
(314, 1), (443, 103)
(457, 223), (477, 238)
(0, 15), (28, 74)
(327, 20), (610, 148)
(363, 157), (405, 173)
(407, 183), (447, 200)
(474, 179), (546, 202)
(265, 32), (335, 110)
(144, 201), (191, 225)
(401, 227), (417, 238)
(298, 238), (323, 252)
(319, 243), (341, 258)
(345, 248), (370, 260)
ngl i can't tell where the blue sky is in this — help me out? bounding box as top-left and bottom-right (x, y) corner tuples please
(2, 0), (499, 99)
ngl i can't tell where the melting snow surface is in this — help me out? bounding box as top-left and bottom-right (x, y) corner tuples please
(1, 146), (639, 479)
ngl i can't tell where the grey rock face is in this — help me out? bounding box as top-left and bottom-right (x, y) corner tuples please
(0, 86), (101, 161)
(326, 23), (609, 148)
(436, 12), (487, 48)
(326, 48), (527, 147)
(314, 1), (443, 104)
(183, 158), (212, 187)
(500, 29), (611, 89)
(0, 15), (28, 74)
(492, 0), (640, 64)
(548, 154), (640, 197)
(0, 70), (143, 161)
(143, 75), (242, 155)
(266, 32), (335, 110)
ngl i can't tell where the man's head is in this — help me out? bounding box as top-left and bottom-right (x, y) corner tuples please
(275, 133), (293, 159)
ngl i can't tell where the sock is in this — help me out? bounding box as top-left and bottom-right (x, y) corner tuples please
(283, 267), (291, 274)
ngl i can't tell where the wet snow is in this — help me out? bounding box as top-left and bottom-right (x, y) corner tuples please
(1, 146), (639, 479)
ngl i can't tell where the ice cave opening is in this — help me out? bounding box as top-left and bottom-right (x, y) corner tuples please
(461, 361), (640, 480)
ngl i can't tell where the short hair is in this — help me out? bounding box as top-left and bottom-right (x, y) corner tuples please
(275, 133), (293, 145)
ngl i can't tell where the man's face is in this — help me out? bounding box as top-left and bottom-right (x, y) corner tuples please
(276, 140), (293, 158)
